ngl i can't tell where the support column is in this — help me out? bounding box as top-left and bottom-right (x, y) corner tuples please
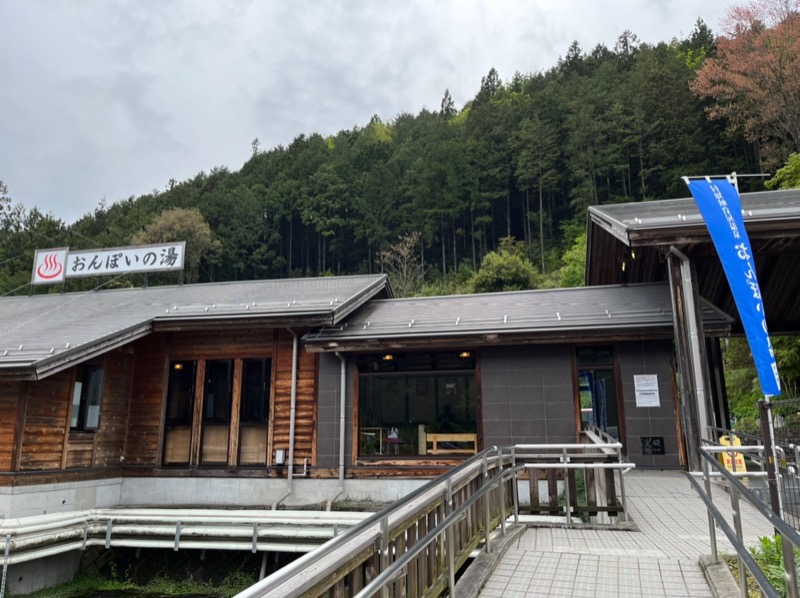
(667, 249), (713, 471)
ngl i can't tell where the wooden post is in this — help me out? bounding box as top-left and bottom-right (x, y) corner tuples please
(190, 361), (206, 466)
(548, 469), (559, 514)
(667, 251), (705, 471)
(227, 359), (243, 467)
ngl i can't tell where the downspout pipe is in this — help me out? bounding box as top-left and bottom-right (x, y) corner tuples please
(272, 329), (299, 510)
(326, 352), (347, 511)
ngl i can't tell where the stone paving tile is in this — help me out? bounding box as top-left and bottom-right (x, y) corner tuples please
(478, 469), (773, 597)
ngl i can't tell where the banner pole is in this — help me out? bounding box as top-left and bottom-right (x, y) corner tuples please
(760, 398), (782, 520)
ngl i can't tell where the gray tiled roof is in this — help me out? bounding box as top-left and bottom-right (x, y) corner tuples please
(0, 275), (389, 379)
(304, 283), (732, 350)
(588, 189), (800, 243)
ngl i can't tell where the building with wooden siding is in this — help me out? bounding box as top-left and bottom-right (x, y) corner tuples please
(3, 187), (798, 592)
(0, 275), (392, 520)
(0, 274), (732, 528)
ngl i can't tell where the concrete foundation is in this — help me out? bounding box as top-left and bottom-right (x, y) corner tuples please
(0, 478), (123, 520)
(119, 476), (427, 508)
(5, 550), (82, 595)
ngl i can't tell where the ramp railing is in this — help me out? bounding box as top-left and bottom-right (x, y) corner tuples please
(236, 442), (635, 598)
(688, 445), (800, 598)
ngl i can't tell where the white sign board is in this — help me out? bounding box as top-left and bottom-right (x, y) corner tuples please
(32, 242), (186, 285)
(634, 374), (660, 408)
(32, 247), (69, 284)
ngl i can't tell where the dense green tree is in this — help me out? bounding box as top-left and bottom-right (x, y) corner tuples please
(555, 233), (587, 288)
(766, 153), (800, 189)
(133, 207), (220, 283)
(0, 21), (769, 296)
(514, 111), (560, 274)
(468, 237), (537, 293)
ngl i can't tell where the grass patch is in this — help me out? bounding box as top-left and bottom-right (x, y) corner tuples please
(722, 534), (800, 598)
(20, 568), (257, 598)
(22, 573), (136, 598)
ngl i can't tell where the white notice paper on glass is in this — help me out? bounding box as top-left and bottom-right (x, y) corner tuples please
(634, 374), (660, 407)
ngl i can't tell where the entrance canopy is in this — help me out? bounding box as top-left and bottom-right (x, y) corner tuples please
(586, 189), (800, 334)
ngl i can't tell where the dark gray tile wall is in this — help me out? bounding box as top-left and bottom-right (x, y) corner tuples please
(480, 345), (576, 447)
(618, 340), (681, 468)
(316, 352), (352, 469)
(315, 340), (681, 471)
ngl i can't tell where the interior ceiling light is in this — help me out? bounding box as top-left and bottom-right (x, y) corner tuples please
(382, 354), (394, 361)
(459, 351), (471, 358)
(174, 363), (184, 370)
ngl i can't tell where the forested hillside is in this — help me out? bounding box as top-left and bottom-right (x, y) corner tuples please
(1, 12), (796, 297)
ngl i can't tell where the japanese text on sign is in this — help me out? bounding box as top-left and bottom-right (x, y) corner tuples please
(32, 242), (185, 284)
(685, 177), (780, 396)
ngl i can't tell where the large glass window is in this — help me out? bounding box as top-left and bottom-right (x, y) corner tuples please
(201, 360), (233, 465)
(163, 358), (272, 467)
(164, 360), (196, 465)
(357, 352), (478, 457)
(239, 358), (271, 465)
(70, 366), (104, 431)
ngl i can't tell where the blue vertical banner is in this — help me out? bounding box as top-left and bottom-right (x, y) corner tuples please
(684, 177), (781, 396)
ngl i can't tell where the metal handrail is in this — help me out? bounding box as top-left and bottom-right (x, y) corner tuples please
(690, 446), (800, 598)
(356, 467), (507, 597)
(237, 441), (634, 598)
(236, 446), (506, 598)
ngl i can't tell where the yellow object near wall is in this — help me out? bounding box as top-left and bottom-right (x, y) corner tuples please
(719, 435), (747, 474)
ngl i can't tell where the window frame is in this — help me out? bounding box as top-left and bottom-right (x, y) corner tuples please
(162, 356), (273, 467)
(163, 360), (198, 466)
(70, 365), (105, 432)
(356, 351), (478, 459)
(574, 344), (626, 450)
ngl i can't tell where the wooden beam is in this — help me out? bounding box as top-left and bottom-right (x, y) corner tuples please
(190, 361), (206, 466)
(228, 359), (243, 467)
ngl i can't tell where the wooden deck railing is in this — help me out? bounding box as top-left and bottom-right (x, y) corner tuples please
(236, 441), (634, 598)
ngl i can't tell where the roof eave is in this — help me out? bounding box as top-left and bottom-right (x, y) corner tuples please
(304, 319), (731, 353)
(0, 366), (38, 381)
(331, 274), (393, 324)
(29, 322), (154, 381)
(153, 311), (335, 331)
(587, 207), (632, 245)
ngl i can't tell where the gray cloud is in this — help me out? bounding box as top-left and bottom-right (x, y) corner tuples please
(0, 0), (728, 223)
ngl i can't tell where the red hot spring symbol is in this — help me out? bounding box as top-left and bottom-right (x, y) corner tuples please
(37, 253), (64, 280)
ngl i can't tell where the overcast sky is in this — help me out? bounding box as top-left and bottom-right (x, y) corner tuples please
(0, 0), (730, 224)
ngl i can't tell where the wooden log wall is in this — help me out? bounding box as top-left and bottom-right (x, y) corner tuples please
(269, 329), (318, 466)
(168, 329), (276, 360)
(5, 326), (319, 476)
(6, 350), (137, 473)
(62, 350), (135, 469)
(125, 335), (169, 465)
(19, 370), (72, 471)
(124, 328), (317, 468)
(0, 381), (22, 471)
(93, 349), (134, 467)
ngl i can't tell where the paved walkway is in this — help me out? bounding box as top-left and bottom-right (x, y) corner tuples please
(479, 469), (773, 597)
